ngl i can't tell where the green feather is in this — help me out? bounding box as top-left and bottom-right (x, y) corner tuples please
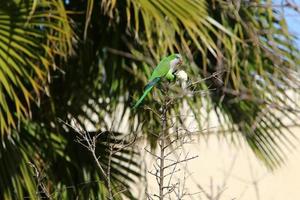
(133, 54), (182, 109)
(144, 77), (160, 90)
(133, 77), (160, 109)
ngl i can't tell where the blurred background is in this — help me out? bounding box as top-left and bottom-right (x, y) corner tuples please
(0, 0), (300, 199)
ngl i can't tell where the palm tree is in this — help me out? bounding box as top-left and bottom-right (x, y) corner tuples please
(0, 1), (139, 199)
(0, 0), (299, 199)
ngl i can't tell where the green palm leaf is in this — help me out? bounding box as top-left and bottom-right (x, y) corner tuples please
(0, 0), (73, 135)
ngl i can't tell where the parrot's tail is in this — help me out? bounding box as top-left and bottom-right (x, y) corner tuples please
(133, 77), (160, 109)
(133, 85), (154, 109)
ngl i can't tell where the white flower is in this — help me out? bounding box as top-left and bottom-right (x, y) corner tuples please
(176, 70), (188, 81)
(175, 70), (188, 88)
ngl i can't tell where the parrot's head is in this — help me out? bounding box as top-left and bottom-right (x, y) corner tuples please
(169, 53), (183, 69)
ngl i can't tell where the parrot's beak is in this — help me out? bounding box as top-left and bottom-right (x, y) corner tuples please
(178, 58), (183, 66)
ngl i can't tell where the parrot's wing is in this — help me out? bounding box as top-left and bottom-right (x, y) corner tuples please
(144, 77), (161, 90)
(149, 58), (170, 80)
(133, 77), (161, 109)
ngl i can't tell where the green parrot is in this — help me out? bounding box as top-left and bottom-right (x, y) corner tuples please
(133, 54), (183, 108)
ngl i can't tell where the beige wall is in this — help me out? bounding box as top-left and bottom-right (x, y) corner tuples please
(138, 127), (300, 200)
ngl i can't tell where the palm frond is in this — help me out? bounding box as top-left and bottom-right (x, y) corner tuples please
(0, 0), (74, 135)
(195, 1), (300, 169)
